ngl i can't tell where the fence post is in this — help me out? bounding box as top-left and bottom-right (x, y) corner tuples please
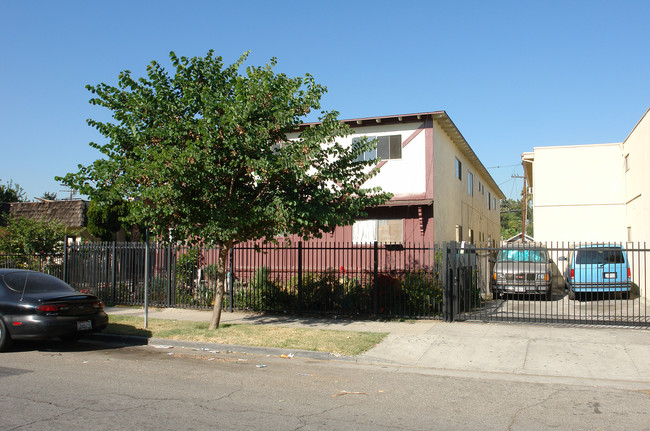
(166, 246), (172, 307)
(111, 242), (117, 306)
(373, 241), (379, 317)
(229, 246), (234, 313)
(443, 241), (458, 322)
(62, 236), (69, 283)
(144, 230), (150, 328)
(298, 241), (303, 313)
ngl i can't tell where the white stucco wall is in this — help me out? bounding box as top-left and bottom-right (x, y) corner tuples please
(350, 122), (426, 197)
(530, 143), (627, 243)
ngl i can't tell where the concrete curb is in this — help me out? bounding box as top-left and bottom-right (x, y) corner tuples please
(85, 333), (355, 362)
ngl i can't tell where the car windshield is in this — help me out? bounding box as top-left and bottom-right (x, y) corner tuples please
(498, 249), (547, 263)
(2, 272), (75, 294)
(575, 249), (625, 265)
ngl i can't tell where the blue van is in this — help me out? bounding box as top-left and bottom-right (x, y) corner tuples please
(565, 244), (631, 300)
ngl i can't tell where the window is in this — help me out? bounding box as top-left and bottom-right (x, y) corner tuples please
(467, 172), (474, 196)
(353, 135), (402, 162)
(353, 219), (403, 244)
(478, 181), (484, 194)
(468, 229), (474, 244)
(627, 226), (632, 242)
(455, 158), (462, 180)
(455, 224), (463, 242)
(352, 137), (376, 162)
(493, 197), (497, 211)
(488, 192), (492, 209)
(625, 154), (630, 172)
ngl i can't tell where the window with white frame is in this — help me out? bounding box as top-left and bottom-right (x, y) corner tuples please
(467, 171), (473, 196)
(353, 135), (402, 162)
(352, 219), (403, 244)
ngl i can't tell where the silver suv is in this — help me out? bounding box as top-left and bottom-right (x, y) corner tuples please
(491, 244), (552, 300)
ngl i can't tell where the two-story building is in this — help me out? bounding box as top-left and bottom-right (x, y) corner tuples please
(288, 111), (505, 245)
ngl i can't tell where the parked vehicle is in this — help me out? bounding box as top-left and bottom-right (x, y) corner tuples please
(491, 244), (552, 299)
(0, 269), (108, 352)
(564, 244), (631, 300)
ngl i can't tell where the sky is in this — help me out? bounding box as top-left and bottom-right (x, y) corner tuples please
(1, 0), (649, 201)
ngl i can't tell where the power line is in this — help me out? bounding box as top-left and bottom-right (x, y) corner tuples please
(487, 163), (521, 169)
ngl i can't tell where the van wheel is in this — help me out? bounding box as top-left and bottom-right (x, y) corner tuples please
(568, 289), (576, 300)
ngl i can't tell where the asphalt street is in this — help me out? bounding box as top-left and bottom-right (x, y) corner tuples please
(2, 339), (650, 430)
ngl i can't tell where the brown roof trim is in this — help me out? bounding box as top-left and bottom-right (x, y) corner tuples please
(298, 111), (446, 129)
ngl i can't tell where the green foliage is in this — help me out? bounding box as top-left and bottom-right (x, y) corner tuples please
(87, 199), (128, 241)
(0, 179), (26, 203)
(500, 197), (533, 240)
(175, 248), (204, 288)
(56, 50), (391, 248)
(0, 216), (67, 255)
(41, 192), (58, 200)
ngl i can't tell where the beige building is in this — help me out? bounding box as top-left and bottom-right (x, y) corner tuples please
(287, 111), (505, 245)
(522, 108), (650, 245)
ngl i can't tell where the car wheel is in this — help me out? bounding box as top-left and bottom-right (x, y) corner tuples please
(568, 288), (575, 300)
(620, 291), (630, 300)
(0, 318), (12, 352)
(544, 288), (552, 301)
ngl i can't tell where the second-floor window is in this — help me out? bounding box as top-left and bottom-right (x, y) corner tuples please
(455, 158), (462, 180)
(468, 172), (474, 196)
(353, 135), (402, 162)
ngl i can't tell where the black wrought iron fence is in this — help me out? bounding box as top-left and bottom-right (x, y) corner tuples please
(62, 241), (446, 319)
(3, 240), (647, 327)
(457, 242), (649, 327)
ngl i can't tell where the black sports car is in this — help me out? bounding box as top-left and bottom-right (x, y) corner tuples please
(0, 269), (108, 351)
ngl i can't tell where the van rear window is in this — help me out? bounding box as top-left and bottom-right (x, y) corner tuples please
(575, 249), (625, 265)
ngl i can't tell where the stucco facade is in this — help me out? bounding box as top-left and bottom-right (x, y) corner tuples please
(288, 111), (504, 245)
(522, 108), (650, 245)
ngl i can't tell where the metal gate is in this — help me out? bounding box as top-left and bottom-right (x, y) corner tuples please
(449, 242), (650, 327)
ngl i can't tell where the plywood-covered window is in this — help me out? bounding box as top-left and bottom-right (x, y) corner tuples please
(353, 219), (403, 244)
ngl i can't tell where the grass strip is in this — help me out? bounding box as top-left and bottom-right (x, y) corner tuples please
(105, 315), (387, 356)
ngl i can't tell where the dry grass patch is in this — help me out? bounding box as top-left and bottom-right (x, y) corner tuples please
(105, 315), (386, 356)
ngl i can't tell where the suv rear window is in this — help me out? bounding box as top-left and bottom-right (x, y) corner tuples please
(575, 249), (625, 265)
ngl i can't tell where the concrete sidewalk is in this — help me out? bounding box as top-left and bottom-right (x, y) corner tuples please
(104, 306), (650, 389)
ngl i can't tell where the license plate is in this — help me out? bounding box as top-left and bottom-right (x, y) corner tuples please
(604, 272), (617, 279)
(515, 286), (527, 292)
(77, 320), (92, 331)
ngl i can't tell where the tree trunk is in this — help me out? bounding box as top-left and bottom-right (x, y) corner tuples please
(209, 242), (231, 330)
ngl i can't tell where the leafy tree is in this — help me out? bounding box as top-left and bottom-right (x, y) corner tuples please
(0, 179), (26, 203)
(41, 192), (58, 200)
(500, 197), (533, 239)
(0, 216), (67, 255)
(87, 199), (128, 241)
(57, 50), (391, 329)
